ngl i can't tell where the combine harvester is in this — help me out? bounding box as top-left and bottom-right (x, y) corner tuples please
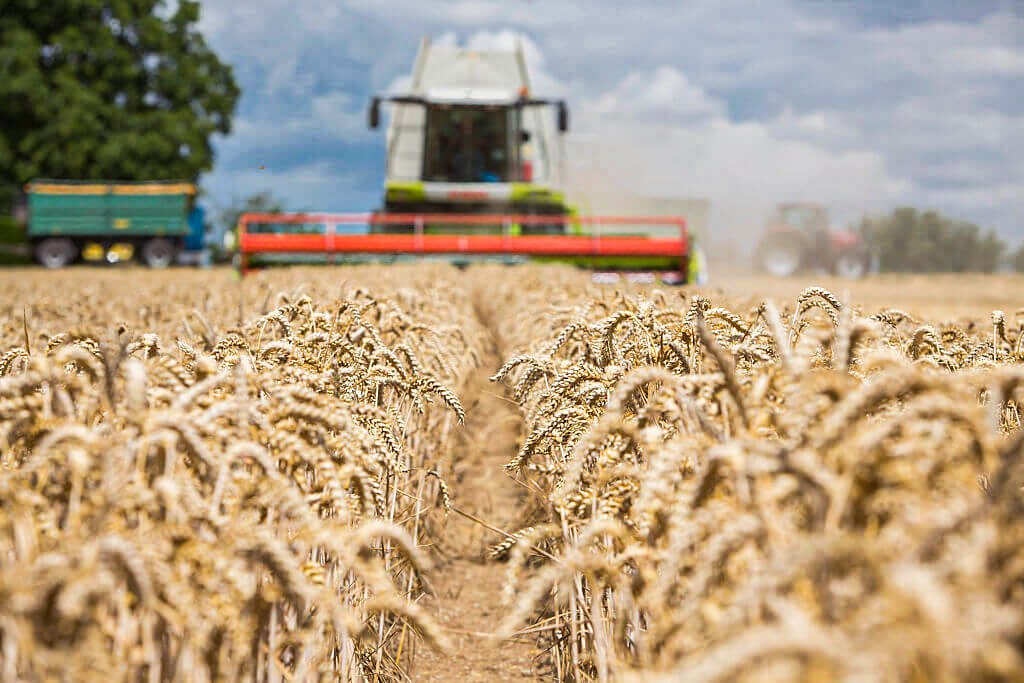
(239, 38), (703, 284)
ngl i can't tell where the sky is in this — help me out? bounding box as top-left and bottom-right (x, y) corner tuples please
(196, 0), (1024, 244)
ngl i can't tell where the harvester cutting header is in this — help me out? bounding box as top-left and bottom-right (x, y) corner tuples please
(239, 38), (703, 283)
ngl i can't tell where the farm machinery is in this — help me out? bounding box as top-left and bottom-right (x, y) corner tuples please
(755, 202), (870, 278)
(239, 38), (703, 283)
(25, 180), (207, 268)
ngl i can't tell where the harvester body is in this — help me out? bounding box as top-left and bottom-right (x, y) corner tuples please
(757, 202), (869, 278)
(238, 38), (700, 283)
(370, 38), (569, 231)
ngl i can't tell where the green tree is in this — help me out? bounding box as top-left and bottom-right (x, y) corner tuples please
(858, 208), (1005, 273)
(0, 0), (239, 210)
(218, 191), (284, 235)
(214, 191), (285, 258)
(1011, 243), (1024, 273)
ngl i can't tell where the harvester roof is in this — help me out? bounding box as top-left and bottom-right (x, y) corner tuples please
(414, 47), (526, 105)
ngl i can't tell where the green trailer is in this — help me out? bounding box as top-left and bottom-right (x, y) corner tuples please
(26, 180), (195, 268)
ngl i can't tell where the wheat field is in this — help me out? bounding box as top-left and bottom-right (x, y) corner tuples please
(1, 265), (1022, 682)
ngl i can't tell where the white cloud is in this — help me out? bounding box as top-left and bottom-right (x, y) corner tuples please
(219, 93), (370, 161)
(942, 45), (1024, 75)
(890, 98), (1023, 151)
(309, 92), (369, 140)
(767, 107), (861, 146)
(593, 67), (724, 122)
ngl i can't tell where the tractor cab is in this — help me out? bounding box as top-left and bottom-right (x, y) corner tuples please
(768, 203), (829, 237)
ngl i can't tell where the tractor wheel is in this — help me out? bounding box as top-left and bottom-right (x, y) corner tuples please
(140, 238), (177, 268)
(833, 249), (869, 279)
(757, 234), (802, 277)
(35, 238), (78, 269)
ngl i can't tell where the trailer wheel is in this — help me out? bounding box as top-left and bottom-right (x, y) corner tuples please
(140, 238), (177, 268)
(35, 238), (78, 269)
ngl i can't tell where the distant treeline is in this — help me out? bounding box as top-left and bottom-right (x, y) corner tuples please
(857, 208), (1023, 273)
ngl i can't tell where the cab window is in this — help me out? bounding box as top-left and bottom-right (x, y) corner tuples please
(423, 105), (510, 182)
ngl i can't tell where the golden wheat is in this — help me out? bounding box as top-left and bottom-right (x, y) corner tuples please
(2, 264), (1023, 682)
(0, 265), (483, 682)
(487, 271), (1024, 682)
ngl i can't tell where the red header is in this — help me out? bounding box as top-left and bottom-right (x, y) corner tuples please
(236, 212), (690, 275)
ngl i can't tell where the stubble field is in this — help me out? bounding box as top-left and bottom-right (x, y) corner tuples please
(1, 264), (1023, 682)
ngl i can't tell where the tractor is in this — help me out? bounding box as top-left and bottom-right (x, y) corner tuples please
(756, 202), (870, 278)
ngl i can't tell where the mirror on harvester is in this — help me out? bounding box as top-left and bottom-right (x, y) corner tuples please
(368, 97), (381, 129)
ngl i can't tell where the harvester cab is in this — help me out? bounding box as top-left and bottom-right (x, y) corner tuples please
(367, 38), (571, 233)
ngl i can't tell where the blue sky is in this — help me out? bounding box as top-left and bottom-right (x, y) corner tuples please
(197, 0), (1024, 241)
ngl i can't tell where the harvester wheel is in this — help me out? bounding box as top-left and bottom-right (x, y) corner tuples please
(141, 238), (177, 268)
(370, 212), (411, 234)
(521, 222), (563, 235)
(518, 207), (568, 235)
(757, 234), (802, 277)
(35, 238), (77, 269)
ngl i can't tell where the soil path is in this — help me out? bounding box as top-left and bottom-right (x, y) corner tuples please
(414, 338), (539, 681)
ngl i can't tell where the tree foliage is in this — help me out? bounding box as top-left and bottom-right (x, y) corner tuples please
(0, 0), (239, 205)
(214, 191), (285, 258)
(218, 191), (284, 235)
(1011, 243), (1024, 273)
(858, 207), (1006, 273)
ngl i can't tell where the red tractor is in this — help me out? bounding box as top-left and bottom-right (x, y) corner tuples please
(756, 202), (870, 278)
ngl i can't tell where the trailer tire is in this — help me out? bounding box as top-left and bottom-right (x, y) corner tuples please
(34, 238), (78, 269)
(140, 238), (177, 268)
